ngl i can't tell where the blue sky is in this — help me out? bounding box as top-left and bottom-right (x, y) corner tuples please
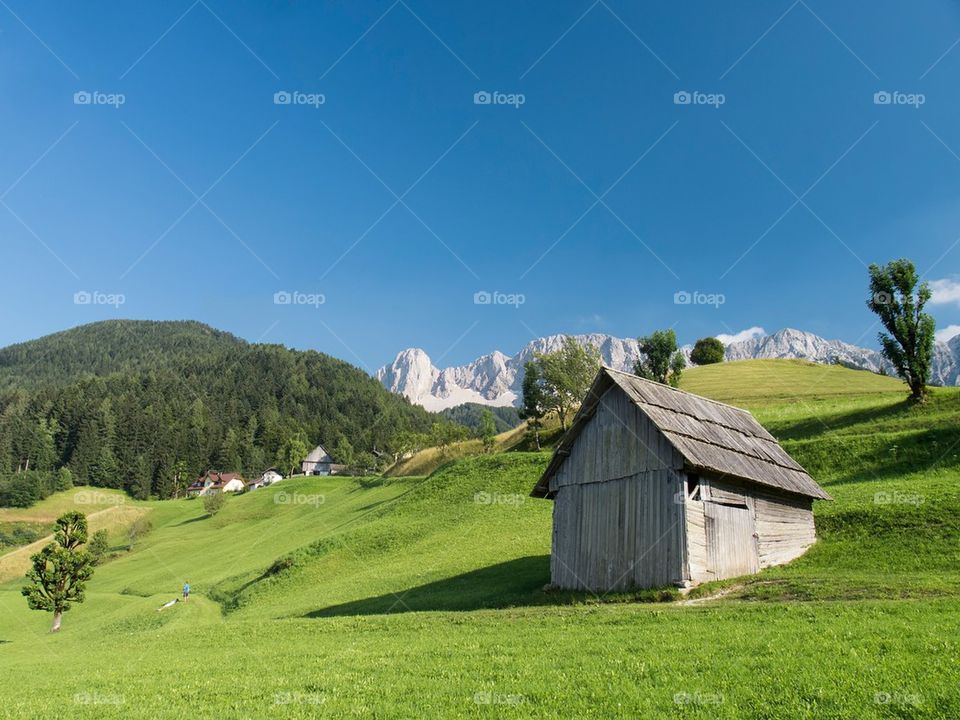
(3, 0), (960, 370)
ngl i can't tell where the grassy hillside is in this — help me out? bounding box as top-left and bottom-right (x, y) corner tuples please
(0, 360), (957, 718)
(0, 320), (439, 500)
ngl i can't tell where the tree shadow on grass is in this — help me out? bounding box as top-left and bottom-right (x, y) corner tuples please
(768, 399), (912, 440)
(304, 555), (551, 617)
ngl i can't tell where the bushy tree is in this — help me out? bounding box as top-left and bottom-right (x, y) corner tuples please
(635, 330), (686, 387)
(333, 436), (355, 469)
(277, 432), (309, 477)
(690, 337), (725, 365)
(202, 491), (226, 517)
(867, 259), (935, 402)
(88, 529), (109, 565)
(21, 511), (94, 632)
(479, 410), (497, 453)
(518, 360), (548, 450)
(535, 337), (601, 431)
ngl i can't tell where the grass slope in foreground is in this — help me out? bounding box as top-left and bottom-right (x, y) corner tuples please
(0, 360), (958, 718)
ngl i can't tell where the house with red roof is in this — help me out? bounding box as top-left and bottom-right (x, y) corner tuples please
(186, 471), (246, 497)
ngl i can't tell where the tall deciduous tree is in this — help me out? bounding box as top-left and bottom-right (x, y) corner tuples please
(277, 432), (309, 477)
(536, 338), (601, 431)
(21, 511), (94, 632)
(479, 410), (497, 453)
(518, 361), (548, 450)
(635, 329), (686, 387)
(867, 258), (936, 401)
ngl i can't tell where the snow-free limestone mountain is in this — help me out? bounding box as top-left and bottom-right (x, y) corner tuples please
(376, 328), (960, 410)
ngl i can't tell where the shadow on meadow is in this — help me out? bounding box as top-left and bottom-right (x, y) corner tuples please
(767, 398), (913, 440)
(304, 555), (552, 617)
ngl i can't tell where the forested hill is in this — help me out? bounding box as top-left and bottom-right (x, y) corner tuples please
(0, 320), (246, 390)
(0, 321), (438, 501)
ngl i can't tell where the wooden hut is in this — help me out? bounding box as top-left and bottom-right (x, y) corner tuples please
(531, 367), (831, 592)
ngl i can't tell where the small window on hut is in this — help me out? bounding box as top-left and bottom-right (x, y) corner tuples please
(685, 474), (701, 501)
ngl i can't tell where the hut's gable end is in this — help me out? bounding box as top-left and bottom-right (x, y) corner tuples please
(550, 385), (683, 493)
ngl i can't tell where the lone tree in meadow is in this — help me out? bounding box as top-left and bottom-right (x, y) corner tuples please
(690, 337), (725, 366)
(635, 329), (686, 387)
(21, 511), (95, 632)
(866, 258), (935, 402)
(535, 337), (602, 431)
(519, 360), (548, 450)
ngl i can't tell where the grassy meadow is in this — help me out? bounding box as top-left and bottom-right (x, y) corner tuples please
(0, 360), (957, 718)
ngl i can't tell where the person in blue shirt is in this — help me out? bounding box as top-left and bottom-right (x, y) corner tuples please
(182, 581), (190, 602)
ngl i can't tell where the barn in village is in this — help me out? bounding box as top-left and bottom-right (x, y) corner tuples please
(531, 367), (831, 592)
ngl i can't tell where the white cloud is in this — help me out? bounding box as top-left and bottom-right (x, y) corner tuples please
(930, 278), (960, 306)
(716, 326), (766, 345)
(935, 324), (960, 343)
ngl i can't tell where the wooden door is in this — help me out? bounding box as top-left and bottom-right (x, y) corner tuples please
(704, 502), (759, 579)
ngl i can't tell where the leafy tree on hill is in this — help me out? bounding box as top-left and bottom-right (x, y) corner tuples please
(21, 511), (95, 632)
(203, 491), (226, 517)
(535, 338), (601, 431)
(690, 337), (725, 366)
(867, 258), (935, 402)
(430, 422), (469, 456)
(277, 432), (310, 477)
(519, 360), (548, 450)
(479, 410), (497, 453)
(88, 529), (109, 565)
(635, 329), (686, 387)
(334, 436), (356, 470)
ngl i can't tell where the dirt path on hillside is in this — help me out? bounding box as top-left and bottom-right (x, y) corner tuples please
(0, 505), (148, 583)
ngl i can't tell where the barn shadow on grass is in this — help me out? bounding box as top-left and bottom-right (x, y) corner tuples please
(304, 555), (552, 617)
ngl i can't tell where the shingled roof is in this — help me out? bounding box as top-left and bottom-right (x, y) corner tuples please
(532, 367), (831, 501)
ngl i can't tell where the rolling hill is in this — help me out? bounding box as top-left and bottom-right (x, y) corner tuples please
(0, 321), (439, 500)
(0, 359), (957, 718)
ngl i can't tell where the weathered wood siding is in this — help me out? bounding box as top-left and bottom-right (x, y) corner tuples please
(549, 387), (686, 591)
(684, 497), (709, 583)
(683, 475), (815, 582)
(753, 490), (815, 568)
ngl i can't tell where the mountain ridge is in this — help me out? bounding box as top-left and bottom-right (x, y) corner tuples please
(377, 328), (960, 410)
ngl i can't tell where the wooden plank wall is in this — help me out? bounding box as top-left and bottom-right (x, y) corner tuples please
(549, 387), (686, 591)
(684, 497), (708, 583)
(700, 477), (815, 574)
(752, 490), (816, 568)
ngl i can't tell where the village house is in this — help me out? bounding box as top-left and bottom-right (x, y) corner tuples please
(246, 468), (283, 491)
(531, 367), (831, 592)
(187, 471), (246, 497)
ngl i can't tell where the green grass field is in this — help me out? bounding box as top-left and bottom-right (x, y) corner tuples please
(0, 360), (957, 718)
